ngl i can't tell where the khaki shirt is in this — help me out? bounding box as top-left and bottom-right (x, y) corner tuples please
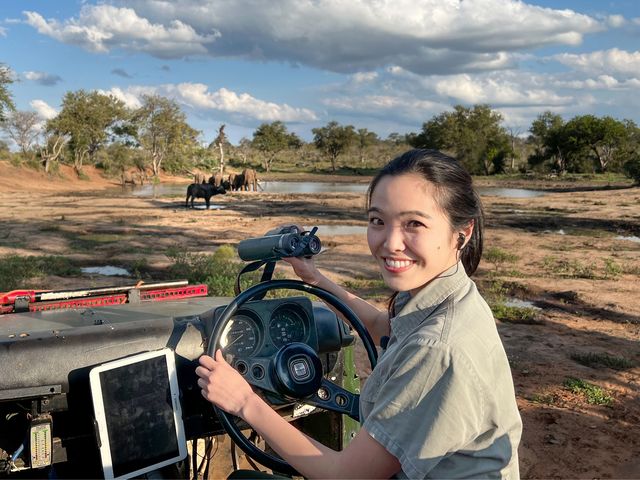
(360, 263), (522, 479)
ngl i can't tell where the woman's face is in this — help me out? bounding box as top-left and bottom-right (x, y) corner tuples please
(367, 173), (460, 296)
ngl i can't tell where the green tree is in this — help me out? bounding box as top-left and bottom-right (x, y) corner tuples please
(528, 111), (568, 172)
(252, 121), (300, 172)
(133, 95), (199, 177)
(312, 121), (356, 172)
(0, 64), (15, 123)
(410, 105), (510, 175)
(356, 128), (379, 164)
(563, 115), (628, 173)
(46, 90), (128, 174)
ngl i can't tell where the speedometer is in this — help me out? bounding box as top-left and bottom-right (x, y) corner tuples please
(269, 306), (307, 348)
(220, 313), (260, 356)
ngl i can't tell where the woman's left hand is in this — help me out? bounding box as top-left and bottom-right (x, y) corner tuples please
(196, 350), (256, 418)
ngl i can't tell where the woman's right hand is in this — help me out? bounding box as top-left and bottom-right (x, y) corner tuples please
(281, 255), (322, 286)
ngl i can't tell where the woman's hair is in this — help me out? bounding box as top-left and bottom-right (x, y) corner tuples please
(367, 148), (485, 276)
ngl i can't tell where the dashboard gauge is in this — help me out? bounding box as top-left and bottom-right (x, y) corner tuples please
(269, 306), (307, 348)
(220, 313), (261, 357)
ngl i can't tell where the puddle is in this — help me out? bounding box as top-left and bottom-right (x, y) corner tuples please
(191, 204), (226, 210)
(81, 266), (130, 276)
(312, 225), (367, 236)
(504, 298), (541, 310)
(616, 235), (640, 243)
(129, 182), (546, 198)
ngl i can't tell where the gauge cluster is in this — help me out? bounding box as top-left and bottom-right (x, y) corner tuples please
(214, 297), (314, 359)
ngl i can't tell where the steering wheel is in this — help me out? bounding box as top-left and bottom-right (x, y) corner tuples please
(207, 279), (378, 476)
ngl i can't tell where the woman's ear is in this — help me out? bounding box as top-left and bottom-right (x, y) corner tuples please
(458, 221), (474, 250)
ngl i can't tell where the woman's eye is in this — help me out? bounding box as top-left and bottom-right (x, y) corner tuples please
(405, 220), (425, 229)
(368, 217), (384, 226)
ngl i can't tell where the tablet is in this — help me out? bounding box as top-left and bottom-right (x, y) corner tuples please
(89, 348), (187, 479)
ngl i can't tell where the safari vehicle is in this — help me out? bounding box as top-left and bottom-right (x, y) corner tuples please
(0, 228), (378, 479)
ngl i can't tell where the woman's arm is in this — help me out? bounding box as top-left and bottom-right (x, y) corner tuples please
(283, 255), (390, 344)
(197, 351), (401, 479)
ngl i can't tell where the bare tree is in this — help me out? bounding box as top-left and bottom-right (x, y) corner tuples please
(40, 134), (67, 173)
(213, 124), (227, 173)
(507, 126), (523, 171)
(2, 110), (40, 158)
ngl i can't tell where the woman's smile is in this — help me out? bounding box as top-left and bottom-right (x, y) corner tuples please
(383, 257), (416, 272)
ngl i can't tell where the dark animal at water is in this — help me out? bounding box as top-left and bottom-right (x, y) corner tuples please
(185, 183), (226, 209)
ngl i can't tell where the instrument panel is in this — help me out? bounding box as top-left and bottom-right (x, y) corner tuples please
(216, 298), (313, 359)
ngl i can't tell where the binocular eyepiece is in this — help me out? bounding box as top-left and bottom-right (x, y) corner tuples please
(238, 226), (322, 262)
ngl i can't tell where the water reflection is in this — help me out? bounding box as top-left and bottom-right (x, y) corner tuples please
(616, 235), (640, 243)
(82, 266), (130, 276)
(129, 181), (545, 198)
(504, 298), (541, 310)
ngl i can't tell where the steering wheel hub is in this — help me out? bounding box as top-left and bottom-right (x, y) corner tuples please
(272, 343), (323, 398)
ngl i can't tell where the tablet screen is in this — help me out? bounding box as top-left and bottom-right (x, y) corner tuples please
(90, 349), (187, 479)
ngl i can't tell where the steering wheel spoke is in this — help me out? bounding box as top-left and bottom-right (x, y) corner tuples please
(306, 378), (360, 421)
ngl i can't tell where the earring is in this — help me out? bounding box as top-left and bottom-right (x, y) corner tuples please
(457, 233), (466, 250)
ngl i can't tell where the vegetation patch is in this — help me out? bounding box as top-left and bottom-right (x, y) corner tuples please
(484, 246), (519, 273)
(570, 352), (634, 370)
(563, 377), (613, 406)
(0, 254), (80, 291)
(491, 303), (542, 324)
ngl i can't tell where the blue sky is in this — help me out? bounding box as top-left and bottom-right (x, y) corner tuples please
(2, 0), (639, 145)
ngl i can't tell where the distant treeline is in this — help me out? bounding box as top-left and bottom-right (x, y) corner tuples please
(1, 77), (639, 184)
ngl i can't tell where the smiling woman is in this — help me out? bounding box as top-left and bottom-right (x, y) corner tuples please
(197, 149), (522, 479)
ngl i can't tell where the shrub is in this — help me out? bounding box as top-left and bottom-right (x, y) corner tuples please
(0, 254), (80, 292)
(623, 156), (640, 185)
(484, 247), (519, 273)
(563, 377), (613, 406)
(570, 352), (634, 370)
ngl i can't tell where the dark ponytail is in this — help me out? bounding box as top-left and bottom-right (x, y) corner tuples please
(368, 149), (485, 276)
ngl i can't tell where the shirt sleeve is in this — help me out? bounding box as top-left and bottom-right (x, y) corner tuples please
(362, 336), (485, 478)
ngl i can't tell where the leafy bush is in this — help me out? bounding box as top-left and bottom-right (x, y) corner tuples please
(484, 247), (519, 272)
(0, 254), (80, 292)
(167, 245), (262, 297)
(623, 156), (640, 185)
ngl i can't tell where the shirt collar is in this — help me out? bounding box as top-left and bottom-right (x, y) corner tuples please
(390, 262), (468, 342)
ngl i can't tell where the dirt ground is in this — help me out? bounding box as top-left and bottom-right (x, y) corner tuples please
(0, 162), (639, 478)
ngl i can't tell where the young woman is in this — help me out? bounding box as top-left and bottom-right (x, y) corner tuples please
(196, 149), (522, 479)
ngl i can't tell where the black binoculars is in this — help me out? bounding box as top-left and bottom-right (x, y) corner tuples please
(237, 226), (322, 262)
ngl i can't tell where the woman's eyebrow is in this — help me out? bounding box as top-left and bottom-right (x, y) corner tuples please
(367, 206), (432, 219)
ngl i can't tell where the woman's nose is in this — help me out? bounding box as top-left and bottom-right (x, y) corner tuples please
(383, 226), (405, 252)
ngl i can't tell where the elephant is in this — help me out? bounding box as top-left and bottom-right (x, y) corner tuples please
(121, 171), (144, 186)
(194, 173), (207, 184)
(230, 168), (258, 191)
(241, 168), (258, 191)
(185, 183), (226, 209)
(208, 172), (224, 187)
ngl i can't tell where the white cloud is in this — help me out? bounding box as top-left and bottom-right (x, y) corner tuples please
(0, 27), (6, 37)
(102, 83), (317, 122)
(23, 70), (62, 86)
(24, 6), (219, 59)
(553, 48), (640, 77)
(434, 74), (572, 106)
(99, 87), (145, 109)
(30, 99), (57, 120)
(606, 15), (625, 28)
(24, 0), (603, 74)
